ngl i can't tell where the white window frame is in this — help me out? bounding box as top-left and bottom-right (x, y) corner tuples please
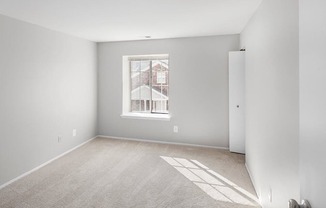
(121, 54), (171, 121)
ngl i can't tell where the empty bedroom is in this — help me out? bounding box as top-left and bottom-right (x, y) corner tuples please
(0, 0), (325, 208)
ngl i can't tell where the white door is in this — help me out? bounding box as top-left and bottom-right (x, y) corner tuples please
(229, 51), (245, 154)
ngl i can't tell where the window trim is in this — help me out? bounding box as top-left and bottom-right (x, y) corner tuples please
(120, 112), (171, 121)
(122, 54), (170, 121)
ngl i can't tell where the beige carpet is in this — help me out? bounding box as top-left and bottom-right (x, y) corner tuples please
(0, 137), (261, 208)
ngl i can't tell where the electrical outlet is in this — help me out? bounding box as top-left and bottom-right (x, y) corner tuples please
(58, 136), (62, 143)
(268, 187), (272, 203)
(73, 129), (77, 137)
(173, 126), (178, 133)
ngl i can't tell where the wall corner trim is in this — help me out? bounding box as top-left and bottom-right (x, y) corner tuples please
(245, 163), (261, 205)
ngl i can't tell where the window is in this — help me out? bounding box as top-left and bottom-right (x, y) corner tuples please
(122, 54), (170, 120)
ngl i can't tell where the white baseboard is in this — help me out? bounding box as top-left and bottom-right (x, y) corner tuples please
(0, 136), (96, 190)
(245, 163), (261, 204)
(97, 135), (229, 150)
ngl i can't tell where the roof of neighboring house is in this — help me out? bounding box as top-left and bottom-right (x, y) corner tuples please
(131, 86), (168, 101)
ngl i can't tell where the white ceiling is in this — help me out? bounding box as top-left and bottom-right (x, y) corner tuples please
(0, 0), (261, 42)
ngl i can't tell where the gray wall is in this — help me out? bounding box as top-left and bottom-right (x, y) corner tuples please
(0, 14), (97, 186)
(240, 0), (300, 207)
(299, 0), (326, 207)
(98, 35), (239, 148)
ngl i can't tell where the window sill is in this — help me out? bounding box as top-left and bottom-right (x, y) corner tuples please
(121, 113), (171, 121)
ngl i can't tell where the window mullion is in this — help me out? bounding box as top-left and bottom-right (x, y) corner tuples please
(139, 61), (141, 112)
(150, 60), (153, 113)
(129, 61), (132, 112)
(160, 62), (163, 112)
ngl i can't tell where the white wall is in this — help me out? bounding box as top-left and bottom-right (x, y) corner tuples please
(299, 0), (326, 207)
(0, 14), (98, 186)
(98, 35), (239, 148)
(240, 0), (300, 207)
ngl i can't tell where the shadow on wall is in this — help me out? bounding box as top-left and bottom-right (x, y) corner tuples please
(160, 156), (260, 207)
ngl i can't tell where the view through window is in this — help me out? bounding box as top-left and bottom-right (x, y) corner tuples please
(129, 55), (169, 114)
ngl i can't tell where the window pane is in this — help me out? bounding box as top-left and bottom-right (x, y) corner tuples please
(152, 60), (169, 114)
(130, 60), (151, 112)
(130, 61), (141, 112)
(141, 62), (150, 112)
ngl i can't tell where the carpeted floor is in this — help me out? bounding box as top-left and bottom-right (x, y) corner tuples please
(0, 137), (261, 208)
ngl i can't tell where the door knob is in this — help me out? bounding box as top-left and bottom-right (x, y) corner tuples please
(288, 199), (311, 208)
